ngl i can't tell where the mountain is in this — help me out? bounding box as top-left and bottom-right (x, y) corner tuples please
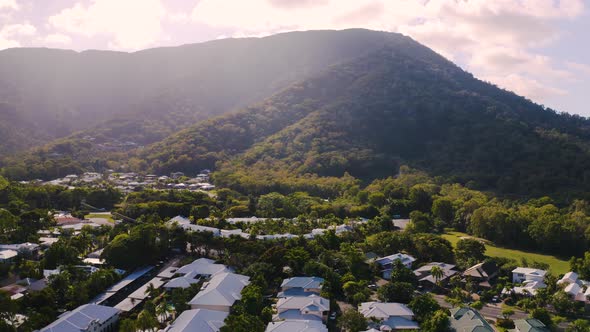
(0, 29), (396, 157)
(139, 32), (590, 198)
(4, 29), (590, 199)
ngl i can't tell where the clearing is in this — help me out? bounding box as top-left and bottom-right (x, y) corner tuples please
(442, 231), (569, 275)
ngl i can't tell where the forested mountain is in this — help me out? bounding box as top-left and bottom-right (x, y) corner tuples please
(0, 29), (396, 156)
(3, 29), (590, 199)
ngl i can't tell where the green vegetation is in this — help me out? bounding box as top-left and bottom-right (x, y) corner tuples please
(443, 231), (569, 274)
(84, 213), (114, 223)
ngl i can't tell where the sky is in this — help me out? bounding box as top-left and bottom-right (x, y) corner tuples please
(0, 0), (588, 116)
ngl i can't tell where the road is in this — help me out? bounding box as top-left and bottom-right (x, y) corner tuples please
(433, 294), (527, 320)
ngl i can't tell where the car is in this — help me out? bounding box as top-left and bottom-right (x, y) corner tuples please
(368, 284), (377, 290)
(492, 296), (500, 303)
(329, 312), (337, 320)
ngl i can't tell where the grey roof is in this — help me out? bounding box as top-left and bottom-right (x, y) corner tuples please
(281, 277), (324, 290)
(188, 272), (250, 307)
(359, 302), (415, 320)
(39, 304), (119, 332)
(382, 316), (420, 330)
(176, 258), (229, 276)
(511, 319), (549, 332)
(375, 253), (416, 267)
(266, 320), (328, 332)
(165, 309), (228, 332)
(164, 275), (201, 289)
(449, 308), (494, 332)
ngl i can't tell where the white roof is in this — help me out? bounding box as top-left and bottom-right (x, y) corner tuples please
(276, 295), (330, 312)
(265, 320), (328, 332)
(39, 304), (119, 332)
(176, 258), (229, 276)
(375, 253), (416, 266)
(512, 267), (547, 277)
(564, 282), (581, 296)
(164, 275), (201, 289)
(558, 271), (579, 284)
(0, 249), (18, 260)
(188, 273), (250, 307)
(359, 302), (414, 320)
(164, 309), (228, 332)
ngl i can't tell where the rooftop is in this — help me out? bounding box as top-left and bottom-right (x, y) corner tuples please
(38, 304), (119, 332)
(359, 302), (414, 320)
(265, 320), (328, 332)
(188, 272), (250, 307)
(164, 309), (228, 332)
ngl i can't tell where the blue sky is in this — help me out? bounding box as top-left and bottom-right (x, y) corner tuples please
(1, 0), (588, 116)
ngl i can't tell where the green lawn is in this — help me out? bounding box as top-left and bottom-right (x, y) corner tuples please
(442, 231), (569, 275)
(85, 213), (115, 223)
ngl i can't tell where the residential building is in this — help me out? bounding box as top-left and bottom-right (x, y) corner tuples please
(175, 258), (230, 278)
(188, 272), (250, 312)
(38, 304), (119, 332)
(163, 272), (201, 290)
(510, 319), (550, 332)
(278, 277), (324, 297)
(0, 242), (40, 256)
(265, 320), (328, 332)
(512, 268), (547, 283)
(413, 262), (457, 288)
(503, 280), (546, 296)
(462, 262), (499, 288)
(275, 294), (330, 322)
(374, 253), (416, 279)
(358, 302), (418, 331)
(449, 307), (493, 332)
(0, 249), (18, 263)
(163, 308), (228, 332)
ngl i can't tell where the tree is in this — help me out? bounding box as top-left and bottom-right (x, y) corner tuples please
(377, 282), (414, 303)
(551, 290), (576, 315)
(119, 319), (137, 332)
(220, 313), (265, 332)
(432, 198), (454, 224)
(409, 293), (440, 322)
(567, 319), (590, 332)
(501, 308), (514, 319)
(455, 238), (485, 267)
(431, 266), (444, 286)
(389, 260), (417, 285)
(421, 309), (450, 332)
(530, 308), (552, 327)
(337, 309), (367, 332)
(136, 310), (158, 332)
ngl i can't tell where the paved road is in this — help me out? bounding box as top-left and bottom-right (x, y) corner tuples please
(433, 294), (527, 320)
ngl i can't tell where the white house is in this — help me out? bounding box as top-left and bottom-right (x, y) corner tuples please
(163, 272), (202, 290)
(358, 302), (419, 331)
(0, 249), (18, 263)
(265, 320), (328, 332)
(163, 308), (228, 332)
(512, 268), (547, 283)
(188, 272), (250, 312)
(275, 295), (330, 322)
(38, 304), (119, 332)
(374, 253), (416, 279)
(557, 271), (590, 303)
(175, 258), (230, 278)
(278, 277), (324, 297)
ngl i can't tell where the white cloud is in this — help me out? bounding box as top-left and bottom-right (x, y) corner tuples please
(44, 33), (72, 45)
(48, 0), (166, 50)
(0, 23), (36, 49)
(565, 61), (590, 76)
(483, 73), (567, 101)
(0, 0), (18, 11)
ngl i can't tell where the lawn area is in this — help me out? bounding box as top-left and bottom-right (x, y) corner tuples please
(85, 213), (115, 223)
(442, 231), (569, 275)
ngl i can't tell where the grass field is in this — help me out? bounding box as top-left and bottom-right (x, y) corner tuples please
(85, 213), (115, 223)
(442, 231), (570, 275)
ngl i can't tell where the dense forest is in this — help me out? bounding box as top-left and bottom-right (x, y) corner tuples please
(3, 29), (590, 201)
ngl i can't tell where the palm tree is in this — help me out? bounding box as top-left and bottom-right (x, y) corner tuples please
(430, 266), (444, 287)
(145, 283), (160, 298)
(136, 310), (158, 332)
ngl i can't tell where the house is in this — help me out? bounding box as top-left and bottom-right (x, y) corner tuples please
(0, 249), (18, 263)
(278, 277), (324, 297)
(413, 262), (457, 288)
(449, 307), (493, 332)
(512, 268), (547, 283)
(265, 320), (328, 332)
(38, 304), (119, 332)
(375, 253), (416, 279)
(188, 272), (250, 312)
(163, 308), (228, 332)
(163, 272), (202, 290)
(275, 294), (330, 322)
(502, 280), (546, 296)
(358, 302), (419, 331)
(557, 271), (590, 302)
(0, 242), (40, 256)
(462, 262), (499, 288)
(510, 318), (550, 332)
(175, 258), (230, 278)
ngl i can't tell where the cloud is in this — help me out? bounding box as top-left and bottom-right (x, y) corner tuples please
(0, 0), (18, 11)
(267, 0), (329, 9)
(48, 0), (166, 50)
(484, 73), (567, 101)
(44, 33), (72, 45)
(0, 23), (36, 49)
(565, 61), (590, 76)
